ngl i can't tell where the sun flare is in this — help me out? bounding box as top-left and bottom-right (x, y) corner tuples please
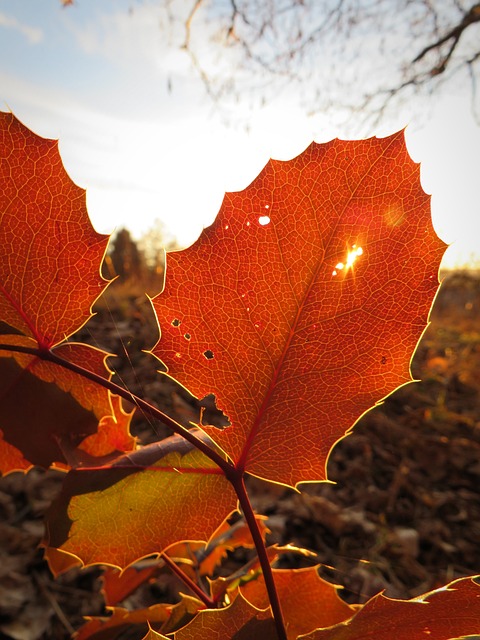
(332, 244), (364, 277)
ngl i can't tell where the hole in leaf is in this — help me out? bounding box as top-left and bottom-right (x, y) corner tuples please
(171, 318), (181, 327)
(258, 215), (270, 226)
(184, 333), (191, 340)
(199, 394), (230, 428)
(203, 350), (214, 360)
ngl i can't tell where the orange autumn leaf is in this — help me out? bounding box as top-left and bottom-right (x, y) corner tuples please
(0, 112), (134, 472)
(0, 426), (30, 473)
(78, 394), (135, 458)
(0, 337), (133, 473)
(152, 132), (446, 487)
(241, 567), (355, 640)
(101, 562), (161, 607)
(174, 592), (277, 640)
(77, 595), (204, 640)
(196, 514), (270, 576)
(302, 577), (480, 640)
(44, 433), (237, 568)
(97, 514), (270, 605)
(195, 575), (480, 640)
(0, 340), (99, 472)
(2, 109), (467, 640)
(0, 112), (108, 348)
(43, 545), (82, 577)
(160, 595), (206, 636)
(75, 604), (171, 640)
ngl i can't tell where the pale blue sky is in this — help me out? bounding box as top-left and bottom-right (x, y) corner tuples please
(1, 0), (479, 268)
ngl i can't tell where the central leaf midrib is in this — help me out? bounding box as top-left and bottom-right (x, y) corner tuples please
(237, 135), (399, 470)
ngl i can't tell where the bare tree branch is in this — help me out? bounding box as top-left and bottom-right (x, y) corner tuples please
(177, 0), (480, 126)
(183, 0), (204, 49)
(467, 48), (480, 123)
(63, 0), (480, 128)
(413, 2), (480, 75)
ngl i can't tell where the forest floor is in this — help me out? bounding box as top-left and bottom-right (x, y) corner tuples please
(1, 270), (479, 639)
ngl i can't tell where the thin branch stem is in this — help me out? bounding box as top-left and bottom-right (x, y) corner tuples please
(235, 476), (287, 640)
(0, 343), (233, 477)
(413, 2), (480, 65)
(160, 552), (215, 608)
(183, 0), (204, 49)
(2, 341), (287, 634)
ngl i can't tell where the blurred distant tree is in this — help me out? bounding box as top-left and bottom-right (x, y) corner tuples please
(137, 218), (179, 274)
(103, 223), (178, 295)
(108, 228), (145, 280)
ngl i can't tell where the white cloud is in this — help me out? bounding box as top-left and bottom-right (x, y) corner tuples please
(0, 11), (43, 44)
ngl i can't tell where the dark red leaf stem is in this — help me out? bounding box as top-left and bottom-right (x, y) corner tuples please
(160, 552), (215, 608)
(235, 476), (287, 640)
(0, 342), (286, 635)
(0, 343), (232, 474)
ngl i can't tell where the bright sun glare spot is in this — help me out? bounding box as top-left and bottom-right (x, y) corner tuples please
(346, 245), (364, 269)
(332, 244), (364, 277)
(258, 215), (270, 226)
